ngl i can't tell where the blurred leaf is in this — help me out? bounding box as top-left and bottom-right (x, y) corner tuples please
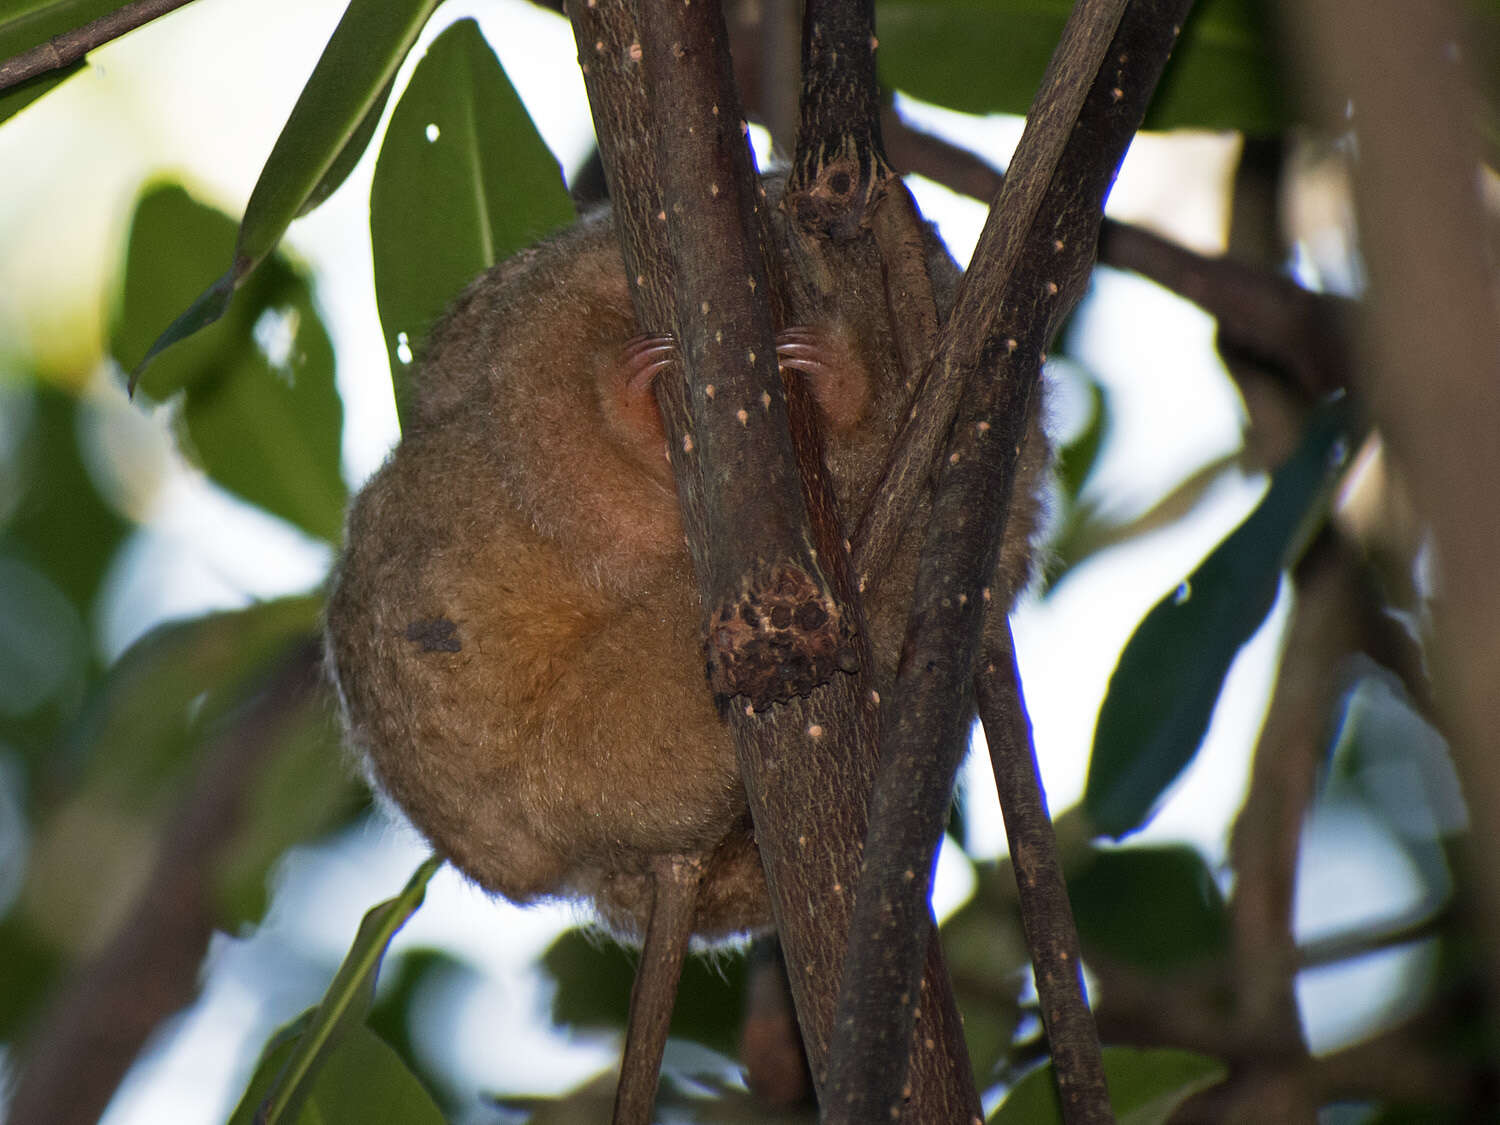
(230, 854), (444, 1125)
(129, 0), (438, 379)
(1053, 375), (1109, 507)
(0, 555), (88, 724)
(369, 948), (477, 1107)
(991, 1047), (1225, 1124)
(230, 1018), (444, 1125)
(70, 596), (322, 802)
(0, 384), (129, 614)
(1043, 451), (1241, 596)
(878, 0), (1285, 134)
(940, 863), (1029, 1080)
(113, 184), (345, 542)
(370, 17), (573, 428)
(213, 684), (364, 929)
(1084, 404), (1352, 838)
(1068, 844), (1229, 972)
(0, 914), (64, 1041)
(543, 928), (748, 1057)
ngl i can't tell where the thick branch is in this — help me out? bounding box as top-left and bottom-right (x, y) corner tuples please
(569, 2), (915, 1113)
(0, 0), (199, 93)
(828, 1), (1195, 1119)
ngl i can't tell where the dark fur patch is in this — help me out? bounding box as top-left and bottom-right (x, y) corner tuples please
(405, 617), (461, 652)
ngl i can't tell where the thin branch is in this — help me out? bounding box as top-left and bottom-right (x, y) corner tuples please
(828, 1), (1195, 1119)
(978, 624), (1109, 1124)
(880, 106), (1355, 406)
(0, 0), (199, 93)
(612, 856), (705, 1125)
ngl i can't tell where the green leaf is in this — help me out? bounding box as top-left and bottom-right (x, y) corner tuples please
(370, 17), (573, 429)
(1083, 404), (1353, 838)
(991, 1047), (1225, 1125)
(230, 1020), (445, 1125)
(878, 0), (1286, 134)
(112, 184), (345, 543)
(1068, 845), (1229, 972)
(229, 854), (444, 1125)
(71, 596), (323, 803)
(130, 0), (440, 376)
(543, 928), (748, 1057)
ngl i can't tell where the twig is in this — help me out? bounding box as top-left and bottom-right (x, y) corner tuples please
(0, 0), (200, 93)
(612, 855), (705, 1125)
(978, 624), (1110, 1124)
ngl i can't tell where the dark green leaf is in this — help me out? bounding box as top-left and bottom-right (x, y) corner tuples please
(229, 855), (444, 1125)
(0, 912), (65, 1042)
(878, 0), (1285, 134)
(370, 17), (573, 428)
(368, 948), (476, 1109)
(1068, 844), (1229, 972)
(130, 0), (439, 376)
(543, 928), (748, 1057)
(0, 384), (129, 614)
(0, 555), (88, 722)
(112, 184), (345, 542)
(1084, 404), (1353, 838)
(991, 1047), (1225, 1125)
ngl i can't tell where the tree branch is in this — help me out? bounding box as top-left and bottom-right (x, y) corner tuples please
(612, 855), (704, 1125)
(978, 624), (1109, 1124)
(880, 106), (1355, 407)
(828, 1), (1195, 1119)
(0, 0), (200, 94)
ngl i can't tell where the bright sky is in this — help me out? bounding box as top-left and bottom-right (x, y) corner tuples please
(0, 0), (1435, 1119)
